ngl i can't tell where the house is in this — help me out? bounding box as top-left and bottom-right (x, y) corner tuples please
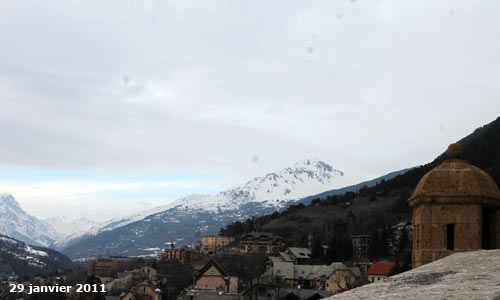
(119, 281), (162, 300)
(182, 291), (243, 300)
(351, 235), (370, 262)
(120, 289), (138, 300)
(325, 268), (360, 292)
(159, 246), (202, 264)
(261, 261), (360, 291)
(107, 266), (165, 293)
(105, 273), (134, 295)
(237, 232), (284, 255)
(266, 247), (312, 270)
(278, 289), (334, 300)
(88, 259), (119, 277)
(244, 283), (335, 300)
(366, 262), (396, 282)
(88, 257), (142, 277)
(350, 235), (372, 275)
(194, 259), (238, 293)
(138, 266), (158, 281)
(265, 256), (286, 270)
(281, 247), (312, 264)
(201, 236), (235, 255)
(136, 281), (162, 300)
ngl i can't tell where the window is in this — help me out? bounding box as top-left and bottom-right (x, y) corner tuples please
(482, 208), (494, 249)
(446, 224), (455, 250)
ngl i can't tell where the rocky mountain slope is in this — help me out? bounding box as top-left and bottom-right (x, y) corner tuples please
(0, 194), (58, 247)
(60, 159), (344, 259)
(0, 234), (76, 277)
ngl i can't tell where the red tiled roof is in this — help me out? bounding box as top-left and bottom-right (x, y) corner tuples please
(366, 262), (396, 276)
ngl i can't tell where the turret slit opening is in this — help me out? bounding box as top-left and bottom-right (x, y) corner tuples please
(446, 224), (454, 250)
(482, 207), (495, 249)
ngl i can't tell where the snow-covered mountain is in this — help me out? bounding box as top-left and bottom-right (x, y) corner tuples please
(60, 159), (344, 258)
(0, 194), (59, 247)
(44, 216), (97, 237)
(169, 159), (343, 212)
(51, 204), (175, 249)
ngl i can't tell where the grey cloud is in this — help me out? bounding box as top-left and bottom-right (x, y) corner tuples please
(0, 0), (499, 183)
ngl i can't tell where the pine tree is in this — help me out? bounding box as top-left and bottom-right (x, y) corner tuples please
(312, 236), (324, 260)
(368, 230), (380, 260)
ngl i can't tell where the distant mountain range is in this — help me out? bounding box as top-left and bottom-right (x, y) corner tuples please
(0, 194), (99, 249)
(0, 159), (410, 260)
(59, 159), (347, 259)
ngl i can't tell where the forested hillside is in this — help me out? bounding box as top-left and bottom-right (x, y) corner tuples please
(0, 235), (78, 277)
(220, 116), (500, 260)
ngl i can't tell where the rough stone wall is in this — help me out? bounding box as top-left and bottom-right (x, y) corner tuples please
(413, 203), (482, 267)
(325, 250), (500, 300)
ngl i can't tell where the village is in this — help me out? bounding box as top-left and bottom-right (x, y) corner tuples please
(0, 222), (412, 300)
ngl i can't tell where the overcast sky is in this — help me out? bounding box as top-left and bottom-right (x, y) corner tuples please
(1, 0), (499, 221)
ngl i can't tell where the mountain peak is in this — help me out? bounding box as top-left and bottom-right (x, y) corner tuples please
(291, 159), (343, 175)
(213, 159), (344, 210)
(0, 194), (23, 212)
(294, 158), (326, 166)
(0, 194), (58, 247)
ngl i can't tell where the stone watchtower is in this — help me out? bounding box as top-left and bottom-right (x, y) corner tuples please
(408, 143), (500, 268)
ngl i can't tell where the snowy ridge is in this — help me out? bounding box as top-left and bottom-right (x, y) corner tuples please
(0, 194), (59, 247)
(58, 159), (343, 252)
(51, 202), (176, 249)
(170, 159), (343, 212)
